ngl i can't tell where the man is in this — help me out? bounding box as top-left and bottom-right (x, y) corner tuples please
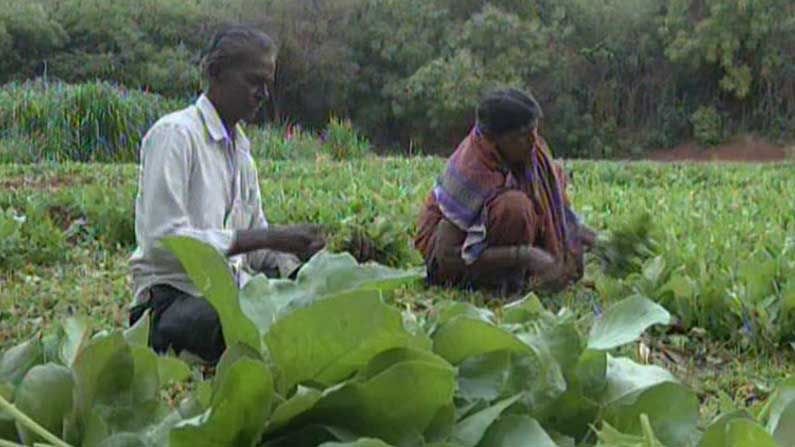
(414, 89), (597, 296)
(129, 25), (325, 364)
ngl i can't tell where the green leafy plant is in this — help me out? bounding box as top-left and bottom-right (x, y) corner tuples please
(594, 212), (658, 279)
(321, 117), (372, 161)
(0, 204), (69, 270)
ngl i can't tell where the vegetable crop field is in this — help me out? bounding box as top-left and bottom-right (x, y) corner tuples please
(1, 158), (794, 446)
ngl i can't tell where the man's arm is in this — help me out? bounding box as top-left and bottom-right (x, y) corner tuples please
(227, 225), (324, 260)
(229, 163), (325, 261)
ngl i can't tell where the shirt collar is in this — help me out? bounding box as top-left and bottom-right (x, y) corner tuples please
(196, 94), (251, 152)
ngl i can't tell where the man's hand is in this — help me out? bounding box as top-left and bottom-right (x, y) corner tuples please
(228, 224), (326, 260)
(270, 224), (327, 261)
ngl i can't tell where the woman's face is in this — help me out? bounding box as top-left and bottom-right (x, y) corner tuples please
(494, 124), (537, 166)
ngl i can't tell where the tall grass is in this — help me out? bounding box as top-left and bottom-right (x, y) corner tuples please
(247, 123), (323, 161)
(249, 120), (373, 161)
(321, 116), (372, 160)
(0, 80), (187, 163)
(1, 81), (374, 163)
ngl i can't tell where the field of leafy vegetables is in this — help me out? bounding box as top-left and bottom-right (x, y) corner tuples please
(0, 159), (794, 446)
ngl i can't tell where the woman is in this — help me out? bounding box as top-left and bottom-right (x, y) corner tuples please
(414, 89), (596, 296)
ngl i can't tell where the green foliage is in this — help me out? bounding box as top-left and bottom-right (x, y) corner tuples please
(0, 80), (186, 162)
(594, 212), (658, 279)
(2, 159), (795, 351)
(0, 243), (720, 446)
(587, 296), (671, 351)
(691, 106), (725, 147)
(0, 204), (68, 270)
(0, 0), (216, 96)
(248, 124), (321, 161)
(6, 244), (795, 446)
(322, 116), (372, 160)
(1, 0), (793, 154)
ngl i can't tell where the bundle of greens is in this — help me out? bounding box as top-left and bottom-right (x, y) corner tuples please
(593, 212), (658, 279)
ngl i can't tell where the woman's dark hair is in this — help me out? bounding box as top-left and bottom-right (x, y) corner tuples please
(476, 88), (543, 136)
(201, 25), (276, 78)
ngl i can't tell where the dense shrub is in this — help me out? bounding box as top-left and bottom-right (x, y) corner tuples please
(321, 117), (372, 160)
(690, 106), (725, 147)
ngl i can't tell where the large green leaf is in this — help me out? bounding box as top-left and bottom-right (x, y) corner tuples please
(457, 351), (514, 402)
(517, 316), (583, 374)
(64, 333), (133, 445)
(61, 316), (92, 367)
(599, 357), (676, 405)
(360, 347), (451, 380)
(699, 418), (778, 447)
(596, 419), (665, 447)
(534, 349), (607, 441)
(432, 317), (529, 365)
(212, 343), (264, 393)
(574, 350), (609, 399)
(501, 295), (547, 325)
(265, 289), (414, 393)
(451, 394), (522, 447)
(157, 357), (192, 385)
(435, 301), (496, 326)
(162, 236), (260, 351)
(318, 439), (395, 447)
(764, 377), (795, 439)
(478, 415), (558, 447)
(170, 357), (274, 447)
(435, 316), (566, 411)
(0, 383), (17, 441)
(124, 310), (150, 347)
(587, 296), (671, 351)
(261, 425), (344, 447)
(290, 251), (422, 302)
(771, 401), (795, 445)
(67, 333), (167, 444)
(239, 276), (293, 337)
(698, 411), (753, 447)
(298, 355), (456, 446)
(95, 432), (147, 447)
(596, 356), (699, 446)
(425, 403), (456, 442)
(602, 382), (699, 447)
(266, 386), (324, 434)
(239, 251), (422, 337)
(13, 363), (74, 444)
(71, 334), (135, 420)
(0, 417), (17, 444)
(536, 387), (599, 442)
(0, 339), (43, 387)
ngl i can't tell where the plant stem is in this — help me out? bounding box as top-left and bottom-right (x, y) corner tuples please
(0, 395), (72, 447)
(0, 440), (26, 447)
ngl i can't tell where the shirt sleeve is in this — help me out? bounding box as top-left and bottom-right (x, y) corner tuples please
(137, 122), (235, 255)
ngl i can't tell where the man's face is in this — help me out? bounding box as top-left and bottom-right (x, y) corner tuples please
(215, 51), (276, 123)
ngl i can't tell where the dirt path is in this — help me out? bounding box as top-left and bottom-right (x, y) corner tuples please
(647, 135), (793, 163)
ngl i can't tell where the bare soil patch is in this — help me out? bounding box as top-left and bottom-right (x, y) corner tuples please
(647, 135), (793, 163)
